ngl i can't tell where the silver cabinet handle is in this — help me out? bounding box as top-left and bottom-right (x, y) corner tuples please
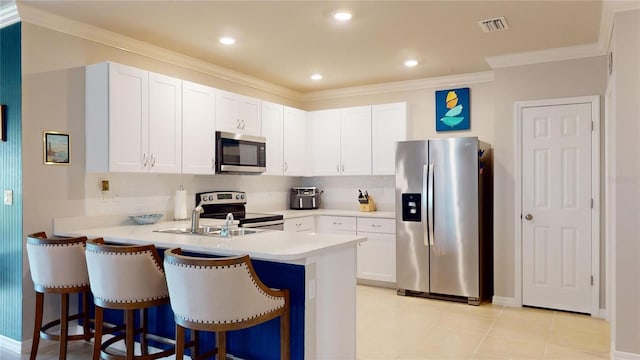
(525, 214), (533, 221)
(143, 154), (148, 167)
(336, 164), (340, 172)
(284, 162), (288, 171)
(150, 154), (156, 167)
(341, 163), (345, 172)
(333, 222), (342, 225)
(236, 119), (241, 128)
(242, 120), (246, 129)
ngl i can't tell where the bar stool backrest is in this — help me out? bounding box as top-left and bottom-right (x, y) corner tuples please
(26, 232), (89, 292)
(85, 238), (168, 307)
(164, 248), (285, 327)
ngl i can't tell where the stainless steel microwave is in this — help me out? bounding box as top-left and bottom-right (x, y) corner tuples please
(215, 131), (266, 174)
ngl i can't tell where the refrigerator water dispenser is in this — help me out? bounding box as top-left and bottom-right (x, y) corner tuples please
(401, 193), (421, 222)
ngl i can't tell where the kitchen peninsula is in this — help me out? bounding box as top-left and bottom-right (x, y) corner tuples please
(54, 217), (365, 360)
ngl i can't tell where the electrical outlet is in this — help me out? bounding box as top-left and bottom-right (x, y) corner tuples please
(4, 190), (13, 205)
(101, 180), (110, 192)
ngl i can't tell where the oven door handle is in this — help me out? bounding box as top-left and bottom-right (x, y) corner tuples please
(240, 220), (285, 228)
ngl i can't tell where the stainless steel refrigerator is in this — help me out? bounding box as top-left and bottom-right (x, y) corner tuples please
(395, 137), (492, 305)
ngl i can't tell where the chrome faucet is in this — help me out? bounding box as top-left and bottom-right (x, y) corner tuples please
(220, 212), (234, 237)
(190, 204), (204, 233)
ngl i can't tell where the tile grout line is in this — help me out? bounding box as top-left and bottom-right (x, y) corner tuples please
(469, 304), (503, 356)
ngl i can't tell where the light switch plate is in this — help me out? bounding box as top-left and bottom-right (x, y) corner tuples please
(4, 190), (13, 205)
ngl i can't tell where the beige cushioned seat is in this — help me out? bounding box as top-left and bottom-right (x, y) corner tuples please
(26, 232), (93, 360)
(163, 248), (290, 360)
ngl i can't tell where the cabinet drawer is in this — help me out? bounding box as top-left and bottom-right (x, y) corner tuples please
(317, 216), (356, 232)
(357, 217), (395, 234)
(284, 216), (315, 232)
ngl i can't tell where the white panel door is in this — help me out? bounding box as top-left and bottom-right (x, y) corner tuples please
(182, 81), (215, 174)
(283, 106), (307, 176)
(262, 101), (284, 175)
(108, 63), (148, 172)
(522, 103), (593, 313)
(341, 106), (372, 175)
(148, 72), (182, 173)
(309, 109), (341, 176)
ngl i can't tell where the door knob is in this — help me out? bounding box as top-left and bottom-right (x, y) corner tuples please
(524, 214), (533, 221)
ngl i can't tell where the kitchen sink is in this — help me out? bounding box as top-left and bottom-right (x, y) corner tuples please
(154, 227), (261, 237)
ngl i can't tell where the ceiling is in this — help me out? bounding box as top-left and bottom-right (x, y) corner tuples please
(16, 0), (604, 93)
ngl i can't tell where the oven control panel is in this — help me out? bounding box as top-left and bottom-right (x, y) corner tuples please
(196, 191), (246, 205)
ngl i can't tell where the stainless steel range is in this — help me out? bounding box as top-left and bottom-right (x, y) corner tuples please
(196, 191), (284, 230)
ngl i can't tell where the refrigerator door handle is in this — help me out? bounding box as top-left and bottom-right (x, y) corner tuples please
(427, 162), (435, 246)
(422, 164), (429, 246)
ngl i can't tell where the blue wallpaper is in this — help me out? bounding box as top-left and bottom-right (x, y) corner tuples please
(0, 22), (23, 341)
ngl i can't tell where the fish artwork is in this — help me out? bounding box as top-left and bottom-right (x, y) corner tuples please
(440, 90), (464, 127)
(435, 87), (470, 131)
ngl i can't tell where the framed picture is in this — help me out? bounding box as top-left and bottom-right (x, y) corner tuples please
(0, 105), (6, 142)
(43, 131), (70, 165)
(435, 87), (470, 132)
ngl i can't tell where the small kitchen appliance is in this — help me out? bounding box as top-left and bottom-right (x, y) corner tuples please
(215, 131), (266, 174)
(290, 187), (321, 210)
(196, 191), (283, 230)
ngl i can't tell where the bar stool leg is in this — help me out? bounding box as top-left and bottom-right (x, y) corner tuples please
(82, 291), (91, 341)
(125, 309), (135, 360)
(175, 324), (185, 360)
(140, 308), (148, 355)
(30, 292), (44, 360)
(217, 331), (226, 360)
(59, 293), (69, 360)
(92, 306), (103, 360)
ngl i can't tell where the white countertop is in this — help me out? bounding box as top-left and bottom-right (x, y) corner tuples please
(56, 218), (365, 263)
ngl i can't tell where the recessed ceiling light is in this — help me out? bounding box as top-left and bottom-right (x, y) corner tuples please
(404, 59), (419, 67)
(311, 74), (323, 81)
(333, 12), (352, 21)
(219, 37), (236, 45)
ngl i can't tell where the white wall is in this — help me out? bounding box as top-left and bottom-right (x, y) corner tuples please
(610, 9), (640, 357)
(492, 57), (607, 301)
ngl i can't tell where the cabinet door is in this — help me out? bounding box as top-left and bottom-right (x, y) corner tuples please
(357, 232), (396, 282)
(182, 81), (216, 174)
(341, 106), (372, 175)
(283, 106), (308, 176)
(372, 102), (407, 175)
(238, 95), (261, 136)
(215, 89), (241, 133)
(309, 109), (341, 176)
(284, 216), (315, 232)
(108, 63), (148, 172)
(262, 101), (284, 175)
(148, 72), (182, 173)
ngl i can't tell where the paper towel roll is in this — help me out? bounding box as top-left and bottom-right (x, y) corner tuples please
(174, 187), (188, 220)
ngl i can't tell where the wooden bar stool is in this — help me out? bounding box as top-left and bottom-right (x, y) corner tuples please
(84, 238), (174, 360)
(26, 232), (93, 360)
(163, 248), (290, 360)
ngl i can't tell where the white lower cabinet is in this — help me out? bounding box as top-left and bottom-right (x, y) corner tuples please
(316, 216), (357, 235)
(356, 217), (396, 284)
(284, 216), (315, 233)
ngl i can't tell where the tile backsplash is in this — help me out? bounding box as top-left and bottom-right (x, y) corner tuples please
(84, 173), (396, 216)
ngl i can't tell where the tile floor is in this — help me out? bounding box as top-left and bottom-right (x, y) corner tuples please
(1, 285), (611, 359)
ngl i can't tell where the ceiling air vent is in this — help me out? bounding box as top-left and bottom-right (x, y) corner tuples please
(478, 16), (509, 32)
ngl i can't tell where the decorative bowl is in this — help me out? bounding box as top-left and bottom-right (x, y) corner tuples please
(129, 213), (163, 225)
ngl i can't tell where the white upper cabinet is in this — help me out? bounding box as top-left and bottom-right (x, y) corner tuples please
(309, 109), (342, 175)
(215, 89), (261, 136)
(182, 81), (216, 174)
(341, 106), (372, 175)
(309, 106), (372, 176)
(148, 72), (182, 173)
(372, 102), (407, 175)
(283, 106), (308, 176)
(86, 62), (182, 173)
(262, 101), (284, 176)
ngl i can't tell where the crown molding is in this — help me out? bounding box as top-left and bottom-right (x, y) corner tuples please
(0, 1), (19, 29)
(301, 71), (494, 102)
(16, 3), (303, 101)
(485, 43), (605, 70)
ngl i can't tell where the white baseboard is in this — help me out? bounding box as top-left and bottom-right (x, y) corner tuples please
(0, 334), (23, 354)
(492, 296), (521, 307)
(614, 350), (640, 359)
